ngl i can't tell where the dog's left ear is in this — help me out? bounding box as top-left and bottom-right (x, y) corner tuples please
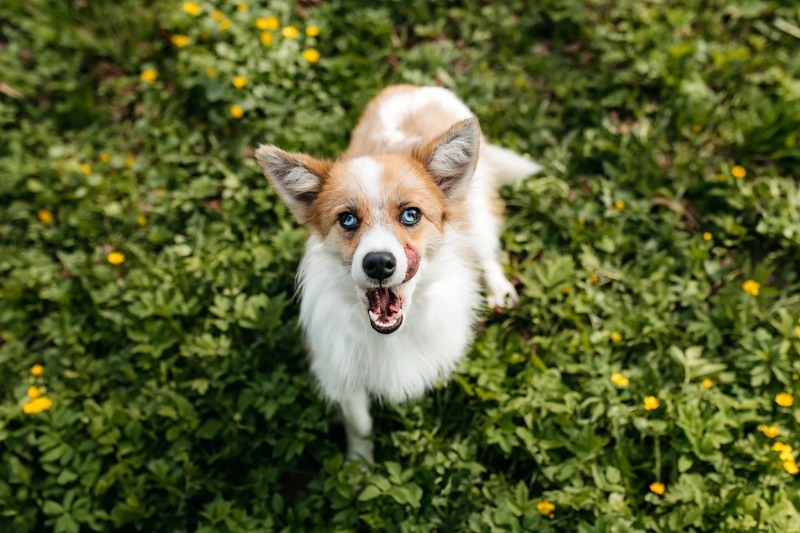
(414, 118), (480, 200)
(255, 145), (332, 223)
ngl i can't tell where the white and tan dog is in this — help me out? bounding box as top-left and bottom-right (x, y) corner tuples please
(256, 85), (541, 461)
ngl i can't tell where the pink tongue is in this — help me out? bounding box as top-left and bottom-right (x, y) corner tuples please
(404, 244), (419, 282)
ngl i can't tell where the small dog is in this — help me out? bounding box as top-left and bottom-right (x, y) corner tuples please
(256, 85), (541, 461)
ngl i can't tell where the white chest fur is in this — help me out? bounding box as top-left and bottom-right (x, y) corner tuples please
(298, 231), (480, 404)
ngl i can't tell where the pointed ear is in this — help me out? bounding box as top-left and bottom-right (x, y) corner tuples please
(255, 145), (332, 222)
(414, 118), (481, 199)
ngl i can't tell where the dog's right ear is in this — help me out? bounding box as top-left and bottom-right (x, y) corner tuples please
(255, 145), (332, 223)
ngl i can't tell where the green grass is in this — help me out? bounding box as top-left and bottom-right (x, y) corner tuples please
(2, 0), (800, 530)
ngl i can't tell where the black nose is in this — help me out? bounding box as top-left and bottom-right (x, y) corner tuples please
(363, 252), (396, 282)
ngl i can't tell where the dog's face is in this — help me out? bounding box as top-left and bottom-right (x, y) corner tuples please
(256, 119), (480, 334)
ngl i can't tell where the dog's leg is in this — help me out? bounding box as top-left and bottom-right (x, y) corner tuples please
(470, 180), (519, 308)
(339, 389), (374, 463)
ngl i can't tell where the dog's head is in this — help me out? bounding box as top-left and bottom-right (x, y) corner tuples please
(256, 118), (480, 334)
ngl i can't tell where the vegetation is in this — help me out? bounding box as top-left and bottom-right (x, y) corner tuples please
(1, 0), (799, 530)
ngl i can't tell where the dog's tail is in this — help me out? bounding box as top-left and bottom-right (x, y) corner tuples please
(483, 144), (543, 187)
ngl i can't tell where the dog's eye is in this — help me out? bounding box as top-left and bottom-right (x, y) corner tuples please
(338, 212), (359, 230)
(400, 207), (422, 226)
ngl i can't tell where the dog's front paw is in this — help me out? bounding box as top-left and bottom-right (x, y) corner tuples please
(347, 438), (374, 464)
(486, 272), (519, 309)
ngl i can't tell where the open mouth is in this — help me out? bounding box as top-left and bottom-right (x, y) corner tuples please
(364, 244), (419, 334)
(366, 287), (404, 334)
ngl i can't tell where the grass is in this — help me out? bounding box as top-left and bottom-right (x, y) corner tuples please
(1, 0), (800, 530)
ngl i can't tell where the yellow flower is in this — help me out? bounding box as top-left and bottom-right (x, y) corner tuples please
(306, 25), (320, 37)
(183, 1), (201, 15)
(137, 214), (147, 227)
(536, 500), (555, 515)
(125, 155), (135, 168)
(610, 331), (622, 343)
(27, 386), (42, 399)
(302, 48), (320, 63)
(212, 10), (224, 21)
(613, 199), (625, 211)
(232, 76), (248, 89)
(282, 25), (299, 39)
(772, 442), (791, 453)
(107, 251), (126, 265)
(171, 34), (190, 48)
(784, 460), (799, 475)
(80, 164), (91, 174)
(702, 232), (712, 241)
(758, 425), (779, 438)
(100, 152), (111, 163)
(589, 272), (598, 283)
(206, 67), (217, 78)
(731, 165), (747, 179)
(140, 69), (158, 83)
(702, 378), (713, 389)
(560, 285), (571, 295)
(514, 76), (526, 88)
(219, 18), (230, 30)
(260, 31), (274, 46)
(31, 364), (44, 376)
(23, 397), (52, 414)
(230, 104), (244, 119)
(643, 396), (660, 411)
(236, 2), (247, 11)
(649, 482), (665, 495)
(692, 123), (703, 133)
(775, 392), (794, 408)
(37, 209), (54, 224)
(257, 16), (279, 30)
(795, 326), (800, 339)
(741, 279), (760, 296)
(610, 372), (629, 388)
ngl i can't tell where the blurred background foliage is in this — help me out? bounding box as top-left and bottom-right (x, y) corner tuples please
(1, 0), (800, 531)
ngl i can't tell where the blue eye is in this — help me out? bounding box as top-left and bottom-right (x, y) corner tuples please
(338, 212), (359, 230)
(400, 207), (422, 226)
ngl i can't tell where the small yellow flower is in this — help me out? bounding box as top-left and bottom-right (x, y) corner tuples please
(613, 199), (625, 211)
(702, 232), (712, 241)
(206, 67), (217, 78)
(27, 386), (42, 399)
(741, 279), (760, 296)
(230, 104), (244, 119)
(258, 16), (279, 30)
(702, 378), (713, 389)
(775, 392), (794, 408)
(302, 48), (320, 63)
(124, 155), (135, 168)
(31, 364), (44, 376)
(183, 1), (201, 16)
(37, 209), (54, 224)
(610, 373), (629, 388)
(780, 449), (794, 462)
(212, 10), (224, 21)
(171, 34), (190, 48)
(795, 325), (800, 339)
(282, 25), (299, 39)
(644, 396), (660, 411)
(306, 25), (320, 37)
(140, 69), (158, 84)
(23, 397), (52, 414)
(772, 442), (790, 453)
(649, 482), (665, 495)
(260, 31), (274, 46)
(107, 251), (126, 265)
(589, 272), (598, 283)
(100, 152), (111, 163)
(758, 425), (779, 439)
(784, 460), (799, 475)
(514, 76), (526, 88)
(137, 214), (147, 227)
(232, 76), (248, 89)
(610, 331), (622, 343)
(560, 285), (571, 295)
(731, 165), (747, 179)
(80, 164), (91, 174)
(236, 2), (247, 11)
(536, 500), (555, 515)
(692, 123), (703, 133)
(219, 18), (230, 30)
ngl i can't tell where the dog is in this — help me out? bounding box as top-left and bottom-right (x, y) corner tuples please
(255, 85), (541, 462)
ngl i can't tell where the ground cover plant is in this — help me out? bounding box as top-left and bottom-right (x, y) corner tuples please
(1, 0), (800, 530)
